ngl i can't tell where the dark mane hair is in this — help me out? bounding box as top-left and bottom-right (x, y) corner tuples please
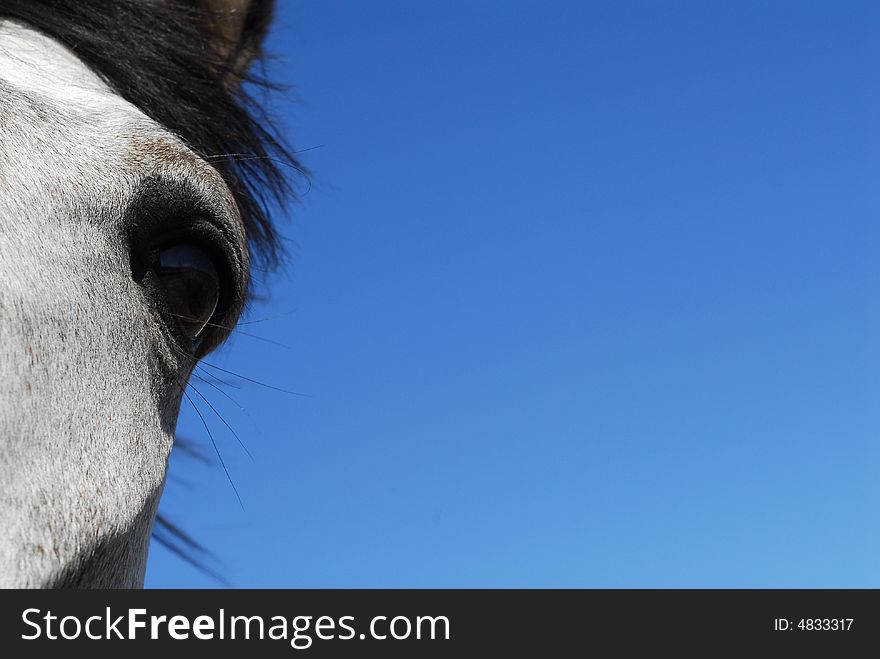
(0, 0), (302, 269)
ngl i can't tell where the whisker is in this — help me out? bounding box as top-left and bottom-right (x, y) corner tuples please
(182, 389), (245, 511)
(170, 312), (293, 350)
(188, 382), (253, 461)
(192, 371), (248, 411)
(202, 151), (312, 176)
(217, 327), (291, 349)
(194, 366), (242, 390)
(164, 349), (253, 500)
(200, 361), (312, 397)
(236, 310), (300, 325)
(201, 152), (313, 197)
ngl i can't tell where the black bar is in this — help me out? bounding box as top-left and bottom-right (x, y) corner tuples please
(0, 590), (875, 655)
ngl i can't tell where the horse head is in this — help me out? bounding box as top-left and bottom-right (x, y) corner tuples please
(0, 0), (294, 587)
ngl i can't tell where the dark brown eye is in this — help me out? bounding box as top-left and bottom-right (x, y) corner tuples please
(156, 244), (220, 340)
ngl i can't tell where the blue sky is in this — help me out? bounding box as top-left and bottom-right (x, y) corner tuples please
(146, 1), (880, 587)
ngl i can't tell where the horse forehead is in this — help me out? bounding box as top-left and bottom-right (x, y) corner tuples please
(0, 20), (144, 125)
(0, 20), (237, 215)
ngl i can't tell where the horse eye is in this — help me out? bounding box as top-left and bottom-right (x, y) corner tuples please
(156, 244), (220, 340)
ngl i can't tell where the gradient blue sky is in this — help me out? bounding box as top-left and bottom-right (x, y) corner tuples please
(146, 0), (880, 587)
